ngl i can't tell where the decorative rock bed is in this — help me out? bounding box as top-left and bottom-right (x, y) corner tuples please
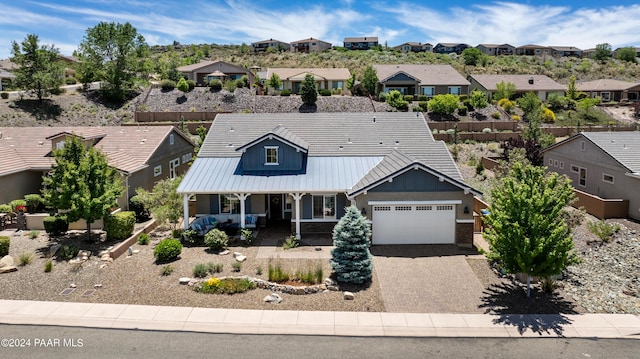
(189, 275), (339, 295)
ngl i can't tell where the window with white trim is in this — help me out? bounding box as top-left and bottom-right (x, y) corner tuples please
(601, 92), (611, 102)
(448, 86), (461, 95)
(313, 195), (336, 219)
(548, 159), (553, 166)
(602, 173), (614, 184)
(395, 206), (412, 211)
(571, 165), (579, 173)
(169, 158), (180, 179)
(559, 161), (564, 169)
(554, 160), (558, 167)
(579, 167), (587, 187)
(265, 146), (279, 165)
(182, 152), (192, 164)
(154, 165), (162, 177)
(220, 194), (240, 214)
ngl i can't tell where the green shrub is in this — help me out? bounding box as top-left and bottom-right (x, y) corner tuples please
(0, 92), (8, 99)
(417, 101), (429, 112)
(57, 245), (79, 260)
(204, 229), (228, 252)
(137, 233), (150, 245)
(43, 215), (68, 236)
(160, 79), (176, 91)
(161, 264), (174, 276)
(240, 229), (254, 245)
(417, 95), (428, 102)
(268, 261), (290, 282)
(223, 79), (237, 92)
(588, 220), (620, 242)
(129, 195), (150, 222)
(491, 112), (501, 119)
(207, 262), (223, 273)
(104, 211), (136, 240)
(44, 259), (53, 273)
(29, 230), (39, 239)
(195, 277), (255, 294)
(24, 194), (44, 213)
(255, 266), (263, 275)
(319, 89), (331, 96)
(154, 238), (182, 263)
(193, 263), (208, 278)
(482, 127), (492, 133)
(209, 79), (222, 91)
(457, 106), (468, 116)
(280, 89), (291, 96)
(186, 79), (196, 91)
(294, 262), (324, 284)
(65, 77), (77, 85)
(283, 234), (299, 250)
(0, 236), (9, 257)
(403, 95), (414, 102)
(10, 199), (26, 212)
(0, 204), (12, 214)
(232, 261), (242, 272)
(171, 228), (183, 239)
(18, 252), (33, 266)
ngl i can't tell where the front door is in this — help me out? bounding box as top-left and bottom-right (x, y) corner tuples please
(269, 194), (283, 220)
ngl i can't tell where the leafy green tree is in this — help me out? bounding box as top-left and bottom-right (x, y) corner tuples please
(592, 43), (612, 62)
(546, 93), (567, 111)
(483, 162), (578, 297)
(10, 34), (64, 101)
(135, 176), (183, 229)
(566, 75), (578, 101)
(300, 73), (318, 106)
(385, 90), (409, 111)
(468, 90), (488, 110)
(427, 94), (460, 116)
(42, 136), (123, 236)
(361, 65), (378, 96)
(77, 22), (150, 101)
(577, 97), (601, 121)
(462, 47), (483, 66)
(517, 92), (542, 122)
(330, 206), (373, 284)
(267, 73), (281, 93)
(494, 81), (516, 101)
(177, 77), (189, 95)
(346, 73), (356, 92)
(616, 47), (637, 63)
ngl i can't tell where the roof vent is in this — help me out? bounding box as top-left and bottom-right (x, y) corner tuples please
(226, 143), (233, 148)
(38, 141), (44, 146)
(230, 126), (234, 132)
(372, 116), (376, 123)
(347, 138), (352, 144)
(339, 146), (344, 150)
(528, 77), (534, 84)
(395, 140), (400, 145)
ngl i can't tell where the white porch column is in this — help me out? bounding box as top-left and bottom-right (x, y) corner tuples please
(235, 193), (250, 229)
(290, 193), (304, 240)
(183, 194), (190, 229)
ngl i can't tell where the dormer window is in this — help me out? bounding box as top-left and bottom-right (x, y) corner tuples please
(265, 146), (279, 165)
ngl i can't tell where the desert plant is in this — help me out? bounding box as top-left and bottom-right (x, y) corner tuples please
(268, 261), (290, 282)
(223, 79), (236, 92)
(57, 245), (79, 260)
(542, 107), (556, 123)
(29, 230), (39, 239)
(232, 261), (242, 272)
(319, 89), (331, 96)
(457, 106), (467, 116)
(207, 262), (223, 273)
(255, 266), (263, 275)
(171, 228), (183, 239)
(588, 220), (620, 242)
(160, 79), (176, 91)
(0, 92), (8, 99)
(18, 252), (33, 266)
(279, 89), (291, 96)
(482, 127), (492, 133)
(195, 277), (255, 294)
(491, 112), (501, 119)
(186, 79), (196, 91)
(137, 232), (150, 245)
(540, 277), (556, 294)
(204, 229), (228, 252)
(104, 211), (136, 240)
(193, 263), (208, 278)
(44, 259), (53, 272)
(283, 234), (299, 250)
(161, 265), (174, 276)
(240, 228), (254, 245)
(0, 236), (10, 256)
(43, 215), (68, 236)
(153, 238), (182, 263)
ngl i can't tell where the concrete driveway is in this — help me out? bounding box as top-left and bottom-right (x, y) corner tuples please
(371, 245), (488, 313)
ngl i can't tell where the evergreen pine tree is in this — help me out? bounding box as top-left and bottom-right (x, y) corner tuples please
(300, 73), (317, 106)
(330, 206), (373, 284)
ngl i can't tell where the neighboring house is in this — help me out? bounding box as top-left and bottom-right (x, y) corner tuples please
(613, 47), (640, 58)
(576, 79), (640, 102)
(0, 126), (195, 208)
(343, 37), (379, 50)
(582, 48), (596, 58)
(393, 42), (433, 53)
(251, 39), (290, 53)
(549, 46), (582, 58)
(177, 112), (480, 246)
(543, 132), (640, 221)
(177, 61), (254, 86)
(433, 43), (470, 55)
(290, 38), (332, 53)
(467, 74), (565, 100)
(374, 64), (470, 97)
(515, 44), (551, 56)
(265, 68), (351, 93)
(476, 44), (515, 56)
(0, 69), (15, 91)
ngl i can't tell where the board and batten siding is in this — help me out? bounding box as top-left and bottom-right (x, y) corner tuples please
(368, 169), (460, 193)
(241, 138), (304, 172)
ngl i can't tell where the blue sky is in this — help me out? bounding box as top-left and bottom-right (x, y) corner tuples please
(1, 0), (639, 59)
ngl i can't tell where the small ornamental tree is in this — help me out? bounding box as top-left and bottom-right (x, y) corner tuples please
(469, 90), (488, 110)
(616, 47), (637, 63)
(592, 43), (612, 62)
(483, 162), (578, 297)
(494, 81), (516, 101)
(427, 94), (460, 116)
(300, 73), (317, 106)
(462, 47), (483, 66)
(330, 206), (373, 284)
(177, 77), (189, 95)
(135, 176), (183, 229)
(268, 73), (281, 93)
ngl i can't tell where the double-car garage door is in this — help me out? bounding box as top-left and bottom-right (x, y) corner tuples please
(371, 202), (456, 244)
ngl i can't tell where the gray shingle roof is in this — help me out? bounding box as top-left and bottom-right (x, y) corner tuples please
(581, 132), (640, 173)
(235, 125), (309, 153)
(576, 79), (640, 92)
(469, 74), (565, 92)
(374, 64), (470, 86)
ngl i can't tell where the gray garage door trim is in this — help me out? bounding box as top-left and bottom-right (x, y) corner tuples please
(369, 200), (460, 245)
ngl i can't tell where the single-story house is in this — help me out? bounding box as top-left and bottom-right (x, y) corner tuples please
(290, 38), (332, 53)
(177, 61), (254, 86)
(515, 44), (551, 56)
(467, 74), (565, 100)
(0, 69), (15, 91)
(476, 44), (515, 56)
(374, 64), (470, 97)
(433, 43), (470, 55)
(265, 68), (351, 93)
(177, 112), (480, 246)
(542, 132), (640, 221)
(251, 39), (290, 53)
(0, 126), (195, 208)
(393, 42), (433, 53)
(549, 46), (582, 58)
(614, 47), (640, 58)
(576, 79), (640, 102)
(343, 37), (378, 50)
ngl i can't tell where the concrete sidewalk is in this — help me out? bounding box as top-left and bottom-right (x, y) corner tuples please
(1, 300), (639, 338)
